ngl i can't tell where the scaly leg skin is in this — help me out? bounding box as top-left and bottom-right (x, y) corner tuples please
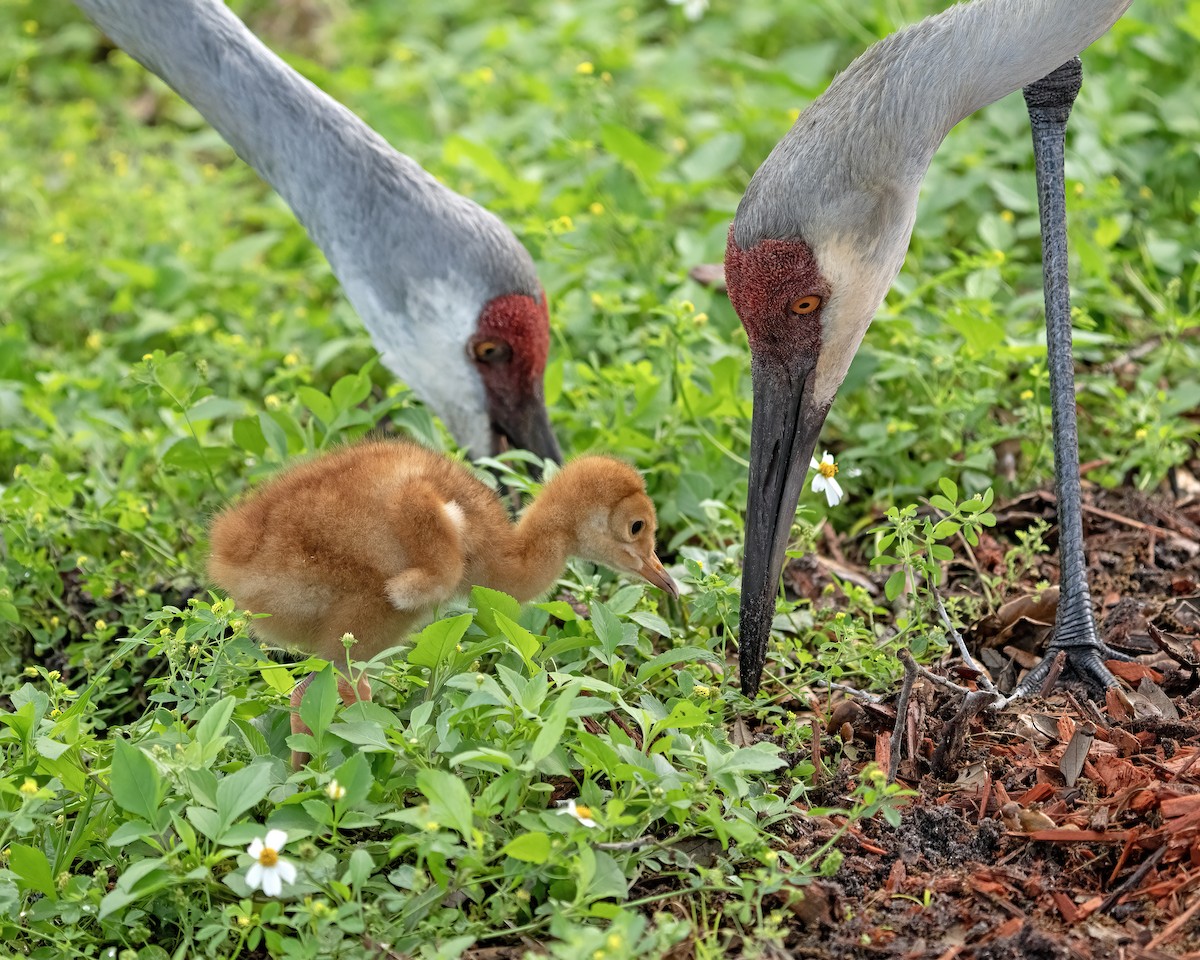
(288, 668), (373, 769)
(1014, 59), (1132, 699)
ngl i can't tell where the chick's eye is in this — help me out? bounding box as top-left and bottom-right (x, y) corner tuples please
(790, 295), (822, 315)
(472, 339), (511, 363)
(630, 520), (644, 536)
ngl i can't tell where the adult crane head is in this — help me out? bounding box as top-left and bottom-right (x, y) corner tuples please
(70, 0), (562, 467)
(725, 94), (920, 696)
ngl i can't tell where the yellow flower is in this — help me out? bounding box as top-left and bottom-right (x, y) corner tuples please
(679, 300), (695, 314)
(76, 555), (88, 567)
(589, 202), (604, 215)
(51, 232), (66, 245)
(19, 779), (39, 796)
(1134, 427), (1148, 440)
(1000, 210), (1015, 224)
(94, 620), (107, 632)
(283, 352), (300, 367)
(788, 108), (801, 123)
(576, 61), (594, 75)
(86, 332), (102, 350)
(62, 151), (76, 168)
(1020, 389), (1034, 401)
(590, 292), (604, 307)
(425, 821), (440, 831)
(23, 667), (38, 678)
(22, 19), (37, 34)
(475, 66), (495, 84)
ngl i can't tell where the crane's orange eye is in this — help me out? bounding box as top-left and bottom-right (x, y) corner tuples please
(790, 296), (822, 315)
(472, 339), (511, 363)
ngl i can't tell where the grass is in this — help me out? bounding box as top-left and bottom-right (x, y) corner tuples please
(1, 0), (1197, 956)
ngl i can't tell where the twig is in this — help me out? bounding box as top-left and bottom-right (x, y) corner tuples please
(1098, 845), (1166, 916)
(932, 689), (999, 779)
(889, 651), (918, 782)
(826, 680), (882, 704)
(935, 593), (998, 695)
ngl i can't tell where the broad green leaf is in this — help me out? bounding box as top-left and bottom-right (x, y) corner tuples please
(471, 585), (521, 637)
(9, 844), (55, 899)
(502, 831), (551, 864)
(299, 665), (338, 738)
(884, 570), (907, 601)
(407, 613), (472, 670)
(215, 761), (275, 831)
(416, 769), (474, 840)
(110, 739), (164, 827)
(635, 646), (719, 683)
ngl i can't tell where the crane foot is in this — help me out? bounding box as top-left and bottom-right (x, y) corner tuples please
(1012, 636), (1133, 699)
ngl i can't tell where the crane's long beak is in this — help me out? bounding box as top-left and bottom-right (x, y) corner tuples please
(739, 356), (830, 696)
(490, 382), (563, 469)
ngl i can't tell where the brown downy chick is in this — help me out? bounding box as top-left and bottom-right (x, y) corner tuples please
(208, 440), (677, 732)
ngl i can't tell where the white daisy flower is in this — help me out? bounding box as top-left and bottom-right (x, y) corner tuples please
(810, 452), (844, 507)
(556, 799), (598, 828)
(667, 0), (709, 21)
(325, 779), (346, 801)
(245, 829), (296, 897)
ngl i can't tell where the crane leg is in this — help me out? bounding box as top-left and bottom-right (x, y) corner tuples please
(1013, 59), (1131, 698)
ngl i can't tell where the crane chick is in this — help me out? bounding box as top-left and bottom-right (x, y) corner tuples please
(208, 441), (677, 746)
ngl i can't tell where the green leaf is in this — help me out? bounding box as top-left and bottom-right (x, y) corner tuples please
(635, 646), (719, 683)
(884, 570), (907, 602)
(600, 123), (668, 179)
(530, 683), (579, 764)
(214, 761), (275, 833)
(494, 611), (541, 667)
(299, 665), (339, 738)
(502, 831), (551, 864)
(937, 477), (958, 502)
(232, 416), (266, 456)
(680, 132), (743, 182)
(296, 386), (335, 425)
(330, 371), (372, 411)
(705, 741), (786, 776)
(407, 613), (472, 670)
(330, 751), (374, 807)
(110, 739), (165, 826)
(590, 602), (625, 656)
(416, 769), (474, 840)
(471, 585), (521, 637)
(9, 844), (56, 899)
(931, 519), (961, 539)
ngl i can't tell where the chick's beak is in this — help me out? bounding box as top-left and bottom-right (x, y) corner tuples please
(739, 355), (830, 697)
(637, 553), (679, 599)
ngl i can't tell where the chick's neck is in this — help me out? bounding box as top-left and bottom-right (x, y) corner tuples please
(489, 486), (581, 603)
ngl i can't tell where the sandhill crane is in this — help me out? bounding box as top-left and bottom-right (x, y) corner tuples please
(71, 0), (562, 464)
(726, 0), (1135, 696)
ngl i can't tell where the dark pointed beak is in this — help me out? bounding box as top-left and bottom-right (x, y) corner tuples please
(739, 355), (831, 696)
(489, 381), (563, 471)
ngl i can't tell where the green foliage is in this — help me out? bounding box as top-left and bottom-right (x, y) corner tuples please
(0, 0), (1196, 955)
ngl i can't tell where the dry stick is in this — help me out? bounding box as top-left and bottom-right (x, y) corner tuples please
(1097, 845), (1166, 916)
(889, 651), (919, 782)
(932, 689), (998, 780)
(935, 593), (999, 696)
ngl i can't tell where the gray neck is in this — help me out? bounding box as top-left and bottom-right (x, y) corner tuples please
(735, 0), (1133, 250)
(72, 0), (544, 455)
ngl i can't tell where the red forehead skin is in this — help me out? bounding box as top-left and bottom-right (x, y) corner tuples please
(723, 224), (828, 365)
(474, 291), (550, 393)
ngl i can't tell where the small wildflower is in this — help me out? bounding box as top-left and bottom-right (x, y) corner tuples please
(341, 632), (356, 649)
(424, 821), (440, 831)
(693, 312), (708, 325)
(283, 352), (300, 367)
(788, 107), (801, 123)
(1020, 389), (1034, 401)
(556, 799), (598, 828)
(576, 61), (594, 75)
(1000, 210), (1015, 224)
(1134, 427), (1148, 440)
(142, 353), (153, 362)
(476, 66), (495, 84)
(51, 232), (66, 245)
(244, 829), (296, 898)
(589, 202), (604, 215)
(810, 452), (844, 507)
(264, 394), (282, 410)
(23, 19), (37, 34)
(552, 215), (574, 233)
(20, 778), (39, 796)
(693, 684), (712, 698)
(47, 671), (60, 682)
(590, 292), (604, 308)
(94, 620), (107, 632)
(23, 666), (38, 677)
(1138, 185), (1153, 200)
(667, 0), (709, 21)
(76, 555), (88, 567)
(62, 150), (76, 168)
(325, 779), (346, 801)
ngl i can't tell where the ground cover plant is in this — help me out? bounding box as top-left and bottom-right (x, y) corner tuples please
(2, 0), (1199, 957)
